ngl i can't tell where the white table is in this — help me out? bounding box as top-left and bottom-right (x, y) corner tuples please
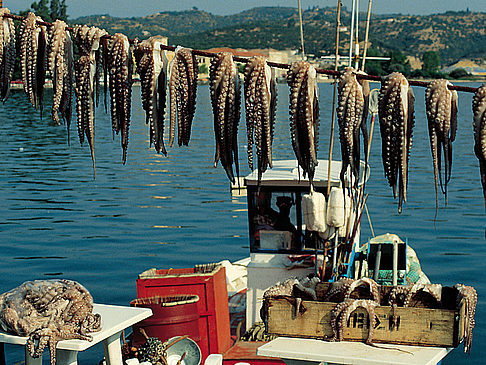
(0, 303), (152, 365)
(257, 337), (453, 365)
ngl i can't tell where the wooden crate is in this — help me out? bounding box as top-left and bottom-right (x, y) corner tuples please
(265, 284), (466, 347)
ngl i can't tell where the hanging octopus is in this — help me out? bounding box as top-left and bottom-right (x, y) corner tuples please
(244, 56), (277, 183)
(425, 79), (458, 215)
(72, 25), (108, 178)
(209, 52), (241, 184)
(378, 72), (415, 213)
(337, 67), (365, 188)
(454, 284), (477, 354)
(19, 12), (47, 114)
(0, 8), (16, 103)
(107, 33), (133, 164)
(134, 36), (169, 156)
(48, 20), (74, 139)
(168, 47), (198, 147)
(330, 299), (378, 344)
(287, 61), (319, 184)
(472, 83), (486, 208)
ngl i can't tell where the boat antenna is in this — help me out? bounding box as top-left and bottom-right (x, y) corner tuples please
(361, 0), (373, 71)
(297, 0), (305, 60)
(326, 0), (342, 197)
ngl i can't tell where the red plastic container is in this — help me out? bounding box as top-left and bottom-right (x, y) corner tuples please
(130, 295), (201, 348)
(136, 264), (231, 360)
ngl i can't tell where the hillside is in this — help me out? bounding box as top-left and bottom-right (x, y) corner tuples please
(73, 7), (486, 65)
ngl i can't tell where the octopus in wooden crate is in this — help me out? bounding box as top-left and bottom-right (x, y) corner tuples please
(387, 283), (442, 327)
(378, 72), (415, 213)
(287, 61), (319, 184)
(48, 20), (74, 137)
(329, 299), (378, 344)
(244, 56), (277, 183)
(134, 36), (169, 156)
(322, 277), (380, 303)
(0, 8), (16, 102)
(454, 284), (477, 354)
(72, 25), (108, 178)
(472, 83), (486, 208)
(19, 12), (47, 113)
(425, 79), (458, 215)
(261, 276), (320, 319)
(107, 33), (133, 163)
(0, 279), (101, 365)
(169, 47), (198, 147)
(210, 52), (241, 184)
(337, 67), (365, 189)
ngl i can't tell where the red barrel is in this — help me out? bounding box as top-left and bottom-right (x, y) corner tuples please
(130, 295), (201, 349)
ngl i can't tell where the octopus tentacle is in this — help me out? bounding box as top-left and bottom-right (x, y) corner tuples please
(330, 299), (378, 344)
(425, 79), (458, 216)
(454, 284), (477, 354)
(472, 83), (486, 208)
(287, 61), (319, 185)
(209, 52), (241, 183)
(108, 33), (133, 163)
(48, 20), (74, 132)
(73, 25), (108, 178)
(337, 67), (365, 189)
(19, 12), (47, 113)
(0, 8), (16, 102)
(343, 277), (380, 303)
(168, 47), (198, 147)
(244, 56), (277, 183)
(378, 72), (415, 213)
(134, 36), (168, 156)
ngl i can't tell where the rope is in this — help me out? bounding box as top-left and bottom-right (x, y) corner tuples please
(1, 11), (481, 94)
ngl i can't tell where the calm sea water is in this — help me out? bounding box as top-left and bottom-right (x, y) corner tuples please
(0, 82), (484, 364)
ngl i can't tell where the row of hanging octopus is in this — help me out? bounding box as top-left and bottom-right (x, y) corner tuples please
(262, 276), (477, 354)
(1, 9), (486, 210)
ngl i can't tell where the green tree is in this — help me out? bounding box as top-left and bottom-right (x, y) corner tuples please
(385, 50), (411, 76)
(449, 67), (470, 79)
(199, 63), (208, 75)
(422, 51), (441, 76)
(30, 0), (68, 22)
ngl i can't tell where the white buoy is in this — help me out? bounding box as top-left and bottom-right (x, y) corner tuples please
(302, 191), (327, 233)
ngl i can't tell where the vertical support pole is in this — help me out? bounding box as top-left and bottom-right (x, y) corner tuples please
(372, 244), (381, 282)
(297, 0), (305, 59)
(57, 349), (78, 365)
(392, 239), (398, 286)
(102, 332), (123, 365)
(326, 0), (342, 197)
(348, 0), (356, 66)
(0, 342), (6, 365)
